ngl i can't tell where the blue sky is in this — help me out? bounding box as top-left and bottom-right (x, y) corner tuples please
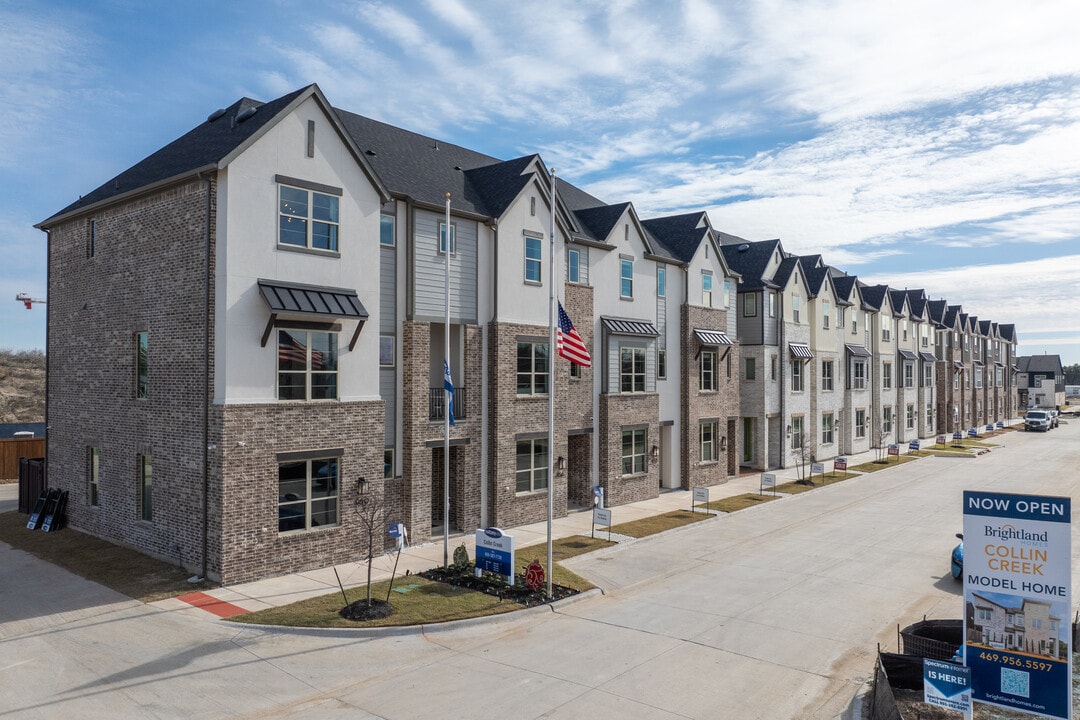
(3, 0), (1079, 365)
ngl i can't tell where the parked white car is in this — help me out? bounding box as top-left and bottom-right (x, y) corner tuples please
(1025, 410), (1051, 432)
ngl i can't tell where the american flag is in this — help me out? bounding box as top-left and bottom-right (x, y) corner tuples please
(557, 302), (591, 367)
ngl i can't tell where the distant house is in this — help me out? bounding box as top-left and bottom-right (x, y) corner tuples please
(1016, 355), (1066, 409)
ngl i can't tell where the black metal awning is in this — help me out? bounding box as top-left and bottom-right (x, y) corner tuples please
(789, 342), (814, 359)
(693, 329), (732, 346)
(954, 361), (965, 370)
(845, 343), (872, 357)
(601, 316), (660, 337)
(258, 279), (369, 351)
(258, 279), (368, 318)
(919, 352), (937, 362)
(973, 360), (984, 366)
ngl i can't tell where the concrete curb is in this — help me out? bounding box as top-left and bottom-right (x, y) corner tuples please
(221, 587), (605, 637)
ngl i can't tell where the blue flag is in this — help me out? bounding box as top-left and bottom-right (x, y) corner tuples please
(444, 359), (455, 426)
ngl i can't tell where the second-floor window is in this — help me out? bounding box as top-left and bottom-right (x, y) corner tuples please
(723, 279), (731, 308)
(743, 293), (757, 317)
(439, 222), (456, 254)
(279, 184), (339, 251)
(620, 258), (634, 299)
(516, 342), (549, 396)
(792, 360), (804, 391)
(278, 330), (338, 400)
(702, 271), (713, 307)
(823, 301), (830, 329)
(621, 347), (646, 393)
(882, 362), (893, 390)
(380, 215), (395, 245)
(524, 236), (542, 283)
(852, 310), (858, 335)
(924, 364), (933, 388)
(883, 324), (892, 342)
(568, 248), (580, 283)
(853, 359), (866, 389)
(745, 356), (756, 381)
(656, 266), (666, 297)
(701, 350), (718, 391)
(822, 360), (834, 391)
(904, 363), (914, 388)
(975, 367), (983, 388)
(658, 349), (666, 380)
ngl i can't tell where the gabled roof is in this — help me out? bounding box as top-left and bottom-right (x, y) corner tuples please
(831, 273), (858, 306)
(640, 212), (708, 264)
(772, 255), (802, 290)
(803, 264), (832, 298)
(859, 283), (890, 312)
(904, 290), (928, 319)
(978, 319), (993, 336)
(888, 289), (909, 317)
(41, 86), (386, 226)
(462, 155), (538, 218)
(1017, 355), (1064, 374)
(575, 202), (632, 244)
(999, 324), (1016, 342)
(926, 299), (948, 326)
(720, 239), (781, 291)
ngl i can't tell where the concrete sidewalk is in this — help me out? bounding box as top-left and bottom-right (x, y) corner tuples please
(151, 426), (1017, 620)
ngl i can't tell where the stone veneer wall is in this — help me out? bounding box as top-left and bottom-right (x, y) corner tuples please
(217, 399), (384, 584)
(598, 393), (659, 506)
(486, 320), (573, 529)
(45, 178), (217, 578)
(563, 283), (595, 505)
(680, 305), (739, 489)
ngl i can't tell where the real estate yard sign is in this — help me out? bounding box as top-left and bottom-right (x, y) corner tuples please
(475, 527), (515, 584)
(963, 491), (1071, 719)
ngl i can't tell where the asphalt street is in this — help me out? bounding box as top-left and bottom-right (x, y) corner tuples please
(1, 422), (1077, 719)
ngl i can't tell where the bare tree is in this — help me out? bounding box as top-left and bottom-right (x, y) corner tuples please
(355, 479), (388, 606)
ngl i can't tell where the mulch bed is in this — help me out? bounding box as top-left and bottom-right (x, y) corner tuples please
(420, 564), (579, 606)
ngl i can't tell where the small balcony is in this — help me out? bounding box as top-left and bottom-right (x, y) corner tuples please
(429, 387), (467, 422)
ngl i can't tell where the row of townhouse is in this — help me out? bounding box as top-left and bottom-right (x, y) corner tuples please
(35, 84), (1018, 585)
(717, 240), (1019, 472)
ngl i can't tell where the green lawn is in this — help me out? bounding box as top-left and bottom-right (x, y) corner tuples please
(704, 493), (781, 512)
(607, 510), (712, 538)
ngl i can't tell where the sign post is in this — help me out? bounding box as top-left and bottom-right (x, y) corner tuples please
(962, 491), (1072, 719)
(760, 472), (776, 495)
(692, 486), (708, 513)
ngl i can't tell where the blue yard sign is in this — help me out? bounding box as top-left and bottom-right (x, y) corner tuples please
(475, 527), (515, 584)
(962, 491), (1072, 719)
(923, 658), (971, 714)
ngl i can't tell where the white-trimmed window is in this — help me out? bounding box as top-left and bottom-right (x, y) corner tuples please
(855, 409), (866, 438)
(657, 266), (666, 297)
(904, 363), (914, 388)
(279, 184), (340, 251)
(379, 335), (394, 367)
(516, 341), (549, 396)
(138, 453), (152, 522)
(278, 456), (339, 532)
(700, 421), (718, 462)
(621, 347), (646, 393)
(906, 404), (916, 429)
(743, 293), (757, 317)
(702, 271), (713, 307)
(621, 428), (647, 475)
(793, 296), (801, 323)
(852, 310), (858, 335)
(791, 360), (804, 391)
(883, 323), (892, 342)
(791, 415), (804, 450)
(723, 279), (731, 308)
(135, 331), (149, 399)
(380, 214), (395, 245)
(568, 248), (580, 284)
(883, 406), (893, 434)
(439, 222), (456, 254)
(278, 330), (338, 400)
(882, 362), (893, 390)
(88, 447), (100, 507)
(975, 366), (983, 388)
(853, 359), (866, 389)
(516, 438), (549, 493)
(524, 236), (542, 283)
(924, 364), (933, 387)
(768, 292), (776, 318)
(701, 350), (718, 391)
(926, 403), (934, 429)
(822, 412), (834, 444)
(823, 300), (830, 329)
(822, 360), (834, 391)
(620, 258), (634, 299)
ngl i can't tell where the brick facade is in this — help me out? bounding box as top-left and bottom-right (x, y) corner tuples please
(598, 393), (659, 506)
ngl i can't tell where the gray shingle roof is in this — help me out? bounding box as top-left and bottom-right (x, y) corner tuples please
(640, 212), (708, 264)
(720, 239), (780, 291)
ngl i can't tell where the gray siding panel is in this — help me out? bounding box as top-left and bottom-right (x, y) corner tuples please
(413, 210), (477, 322)
(738, 292), (765, 345)
(380, 246), (396, 333)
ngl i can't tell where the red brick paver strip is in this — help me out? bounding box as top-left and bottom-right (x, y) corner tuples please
(176, 592), (249, 618)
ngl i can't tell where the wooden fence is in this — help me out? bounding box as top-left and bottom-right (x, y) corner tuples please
(1, 437), (45, 480)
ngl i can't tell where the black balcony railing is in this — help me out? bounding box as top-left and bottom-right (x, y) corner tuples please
(429, 387), (466, 422)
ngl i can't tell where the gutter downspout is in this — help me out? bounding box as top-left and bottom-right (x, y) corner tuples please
(44, 229), (50, 488)
(777, 291), (786, 470)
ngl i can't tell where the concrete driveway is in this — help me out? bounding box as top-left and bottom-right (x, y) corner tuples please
(2, 424), (1077, 719)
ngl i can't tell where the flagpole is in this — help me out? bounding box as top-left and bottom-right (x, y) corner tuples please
(546, 168), (556, 599)
(444, 191), (451, 568)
